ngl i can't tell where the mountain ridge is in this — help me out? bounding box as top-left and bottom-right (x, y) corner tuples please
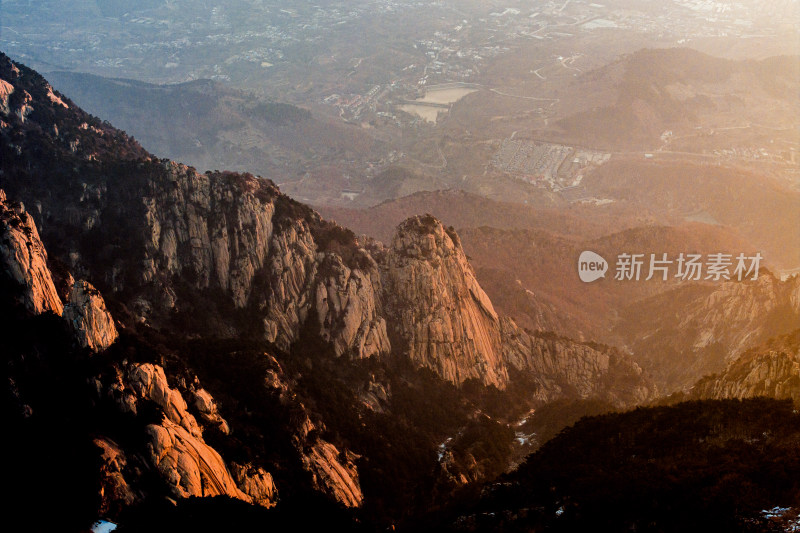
(1, 50), (660, 528)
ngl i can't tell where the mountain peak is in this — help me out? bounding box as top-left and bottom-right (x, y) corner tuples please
(392, 213), (462, 259)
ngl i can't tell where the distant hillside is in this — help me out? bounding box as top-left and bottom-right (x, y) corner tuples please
(582, 156), (800, 269)
(317, 189), (645, 244)
(460, 223), (752, 343)
(619, 270), (800, 392)
(546, 48), (800, 151)
(281, 165), (454, 208)
(47, 70), (383, 184)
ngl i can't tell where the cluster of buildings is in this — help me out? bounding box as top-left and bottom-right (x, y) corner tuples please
(492, 138), (610, 190)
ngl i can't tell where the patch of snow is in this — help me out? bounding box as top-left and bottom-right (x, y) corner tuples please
(437, 437), (454, 461)
(514, 431), (536, 446)
(515, 408), (536, 427)
(92, 520), (117, 533)
(760, 506), (800, 531)
(762, 506), (791, 519)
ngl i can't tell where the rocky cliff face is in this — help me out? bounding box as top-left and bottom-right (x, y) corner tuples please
(63, 280), (118, 352)
(619, 272), (800, 392)
(681, 273), (800, 358)
(94, 437), (137, 518)
(1, 188), (119, 352)
(2, 52), (660, 525)
(690, 330), (800, 402)
(10, 190), (364, 510)
(140, 163), (279, 306)
(262, 355), (364, 506)
(383, 215), (508, 388)
(501, 319), (653, 405)
(0, 50), (372, 510)
(2, 187), (292, 514)
(231, 462), (278, 508)
(0, 189), (63, 315)
(302, 441), (363, 508)
(139, 168), (395, 360)
(315, 251), (390, 359)
(382, 215), (654, 404)
(0, 190), (282, 509)
(108, 362), (278, 506)
(0, 47), (654, 406)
